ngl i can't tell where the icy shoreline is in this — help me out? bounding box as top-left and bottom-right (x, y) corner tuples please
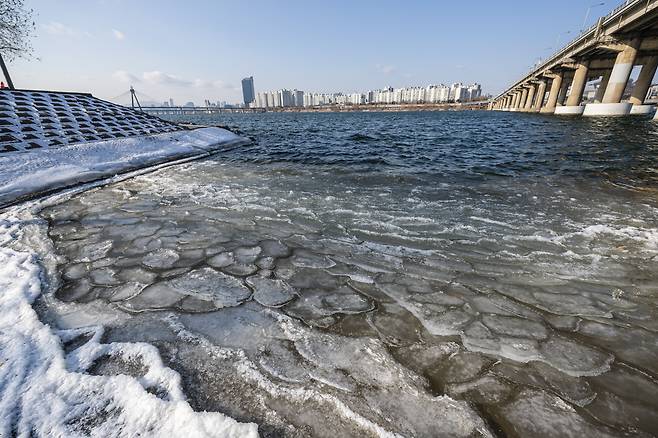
(0, 206), (259, 437)
(0, 127), (250, 208)
(0, 128), (262, 436)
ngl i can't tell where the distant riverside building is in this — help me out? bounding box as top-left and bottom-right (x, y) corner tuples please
(647, 83), (658, 100)
(249, 82), (484, 109)
(241, 76), (255, 106)
(293, 90), (304, 107)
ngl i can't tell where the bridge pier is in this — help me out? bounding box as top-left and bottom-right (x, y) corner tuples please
(540, 73), (563, 114)
(557, 72), (571, 107)
(555, 62), (588, 115)
(522, 84), (536, 112)
(629, 55), (658, 115)
(593, 69), (612, 103)
(533, 80), (547, 112)
(510, 90), (522, 111)
(518, 88), (529, 111)
(584, 38), (639, 116)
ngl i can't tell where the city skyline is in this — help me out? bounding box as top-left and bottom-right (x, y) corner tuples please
(7, 0), (623, 104)
(131, 80), (484, 108)
(251, 82), (483, 109)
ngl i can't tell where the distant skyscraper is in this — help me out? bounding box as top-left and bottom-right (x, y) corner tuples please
(242, 76), (255, 106)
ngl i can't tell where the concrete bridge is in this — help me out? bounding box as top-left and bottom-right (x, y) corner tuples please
(491, 0), (658, 117)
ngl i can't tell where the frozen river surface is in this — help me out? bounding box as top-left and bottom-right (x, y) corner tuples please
(27, 112), (658, 436)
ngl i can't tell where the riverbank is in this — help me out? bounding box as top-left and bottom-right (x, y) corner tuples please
(259, 102), (489, 113)
(0, 127), (250, 209)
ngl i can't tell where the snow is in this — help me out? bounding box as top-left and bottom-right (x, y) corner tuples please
(0, 212), (258, 437)
(0, 127), (250, 208)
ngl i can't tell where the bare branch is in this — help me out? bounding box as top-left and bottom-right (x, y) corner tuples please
(0, 0), (36, 61)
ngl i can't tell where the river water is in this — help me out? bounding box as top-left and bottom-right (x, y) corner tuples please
(37, 111), (658, 437)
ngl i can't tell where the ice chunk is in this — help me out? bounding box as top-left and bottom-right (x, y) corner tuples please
(120, 283), (185, 312)
(366, 306), (422, 347)
(259, 240), (291, 258)
(284, 286), (374, 326)
(89, 268), (122, 286)
(56, 278), (94, 302)
(221, 263), (258, 277)
(445, 374), (513, 405)
(482, 314), (549, 340)
(258, 341), (312, 384)
(491, 361), (596, 407)
(246, 276), (297, 307)
(62, 263), (89, 281)
(234, 246), (262, 263)
(207, 251), (234, 268)
(108, 282), (146, 302)
(159, 267), (191, 279)
(76, 240), (113, 262)
(532, 291), (612, 318)
(326, 264), (375, 284)
(428, 351), (496, 384)
(392, 343), (461, 374)
(291, 249), (336, 269)
(177, 295), (220, 313)
(538, 336), (613, 377)
(142, 249), (180, 269)
(255, 256), (275, 270)
(165, 267), (251, 308)
(500, 389), (619, 438)
(118, 267), (157, 284)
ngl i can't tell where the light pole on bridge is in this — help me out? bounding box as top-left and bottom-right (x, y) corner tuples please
(582, 2), (606, 31)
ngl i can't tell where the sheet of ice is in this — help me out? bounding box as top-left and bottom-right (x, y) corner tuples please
(0, 127), (249, 207)
(14, 149), (658, 436)
(0, 211), (258, 437)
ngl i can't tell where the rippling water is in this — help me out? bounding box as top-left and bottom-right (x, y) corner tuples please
(39, 111), (658, 437)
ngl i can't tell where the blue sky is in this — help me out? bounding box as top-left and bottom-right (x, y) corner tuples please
(9, 0), (621, 104)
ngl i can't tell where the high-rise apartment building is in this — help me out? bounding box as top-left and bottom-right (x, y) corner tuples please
(241, 76), (255, 106)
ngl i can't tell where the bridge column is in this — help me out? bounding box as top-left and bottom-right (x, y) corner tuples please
(555, 61), (588, 115)
(557, 72), (572, 106)
(584, 38), (640, 116)
(533, 80), (547, 112)
(510, 90), (521, 111)
(541, 73), (563, 113)
(523, 84), (536, 112)
(593, 69), (612, 102)
(629, 55), (658, 115)
(515, 87), (528, 111)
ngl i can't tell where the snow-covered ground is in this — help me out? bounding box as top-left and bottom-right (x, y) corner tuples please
(0, 127), (249, 208)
